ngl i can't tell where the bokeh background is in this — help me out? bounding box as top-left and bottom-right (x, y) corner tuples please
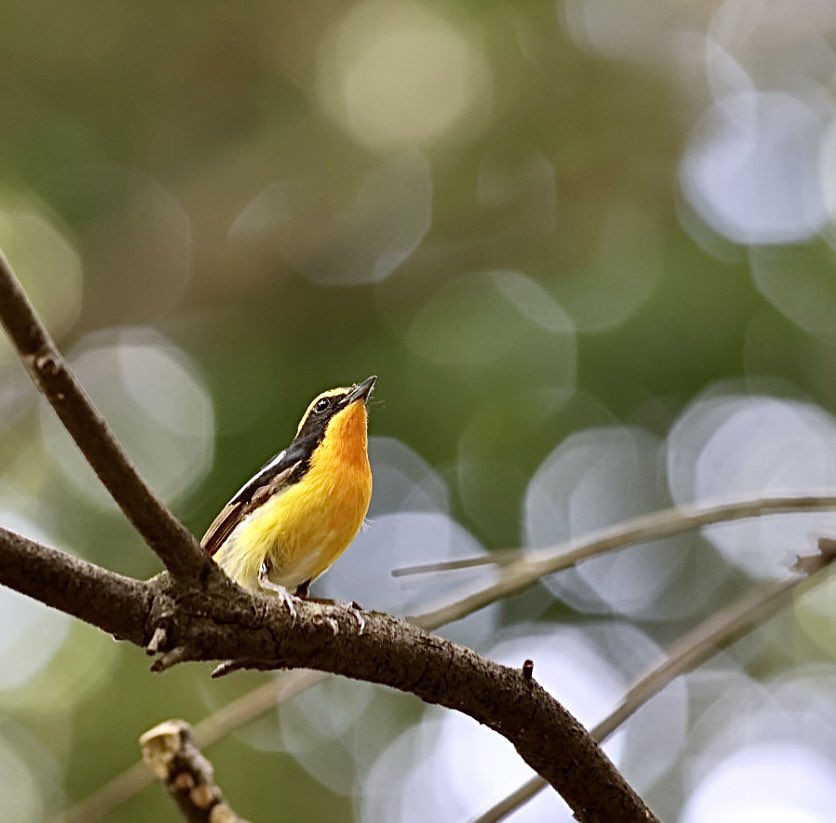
(2, 1), (836, 821)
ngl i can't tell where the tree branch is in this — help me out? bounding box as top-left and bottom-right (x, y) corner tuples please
(408, 492), (836, 627)
(140, 720), (246, 822)
(397, 493), (836, 577)
(69, 537), (836, 823)
(0, 251), (209, 582)
(0, 524), (657, 823)
(0, 526), (150, 643)
(159, 596), (659, 822)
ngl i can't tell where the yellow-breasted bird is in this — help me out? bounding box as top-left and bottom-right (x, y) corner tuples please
(201, 376), (375, 616)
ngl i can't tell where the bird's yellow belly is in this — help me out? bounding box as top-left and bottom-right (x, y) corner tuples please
(215, 459), (371, 593)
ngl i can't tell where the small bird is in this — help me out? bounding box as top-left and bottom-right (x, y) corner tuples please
(201, 376), (376, 616)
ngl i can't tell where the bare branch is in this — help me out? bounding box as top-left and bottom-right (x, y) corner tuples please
(0, 251), (209, 582)
(0, 526), (149, 644)
(158, 597), (660, 823)
(140, 720), (247, 822)
(0, 526), (655, 823)
(408, 492), (836, 627)
(397, 493), (836, 577)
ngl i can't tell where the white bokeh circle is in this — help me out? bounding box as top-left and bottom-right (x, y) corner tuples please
(668, 388), (836, 578)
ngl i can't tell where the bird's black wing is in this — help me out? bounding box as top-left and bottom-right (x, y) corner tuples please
(200, 446), (304, 557)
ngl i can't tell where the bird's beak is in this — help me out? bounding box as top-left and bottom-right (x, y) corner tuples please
(343, 375), (377, 406)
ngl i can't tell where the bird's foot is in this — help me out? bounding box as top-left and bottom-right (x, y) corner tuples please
(303, 596), (366, 634)
(258, 561), (298, 624)
(350, 602), (366, 635)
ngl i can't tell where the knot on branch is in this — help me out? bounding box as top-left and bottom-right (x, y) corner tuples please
(32, 346), (60, 377)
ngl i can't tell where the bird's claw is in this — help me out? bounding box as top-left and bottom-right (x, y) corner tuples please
(258, 561), (298, 624)
(351, 604), (366, 635)
(323, 599), (366, 634)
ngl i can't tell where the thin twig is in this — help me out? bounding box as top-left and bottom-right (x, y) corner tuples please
(194, 671), (325, 748)
(408, 493), (836, 627)
(0, 251), (208, 582)
(396, 494), (836, 577)
(471, 549), (833, 823)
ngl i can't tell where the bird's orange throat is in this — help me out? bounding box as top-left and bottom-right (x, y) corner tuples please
(318, 402), (369, 468)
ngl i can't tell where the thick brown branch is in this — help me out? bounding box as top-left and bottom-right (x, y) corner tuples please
(473, 536), (836, 822)
(0, 526), (149, 644)
(140, 720), (246, 823)
(147, 595), (658, 822)
(0, 524), (657, 823)
(0, 251), (208, 582)
(70, 538), (836, 823)
(472, 574), (813, 823)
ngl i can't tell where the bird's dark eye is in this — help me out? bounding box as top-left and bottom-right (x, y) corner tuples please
(314, 397), (330, 413)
